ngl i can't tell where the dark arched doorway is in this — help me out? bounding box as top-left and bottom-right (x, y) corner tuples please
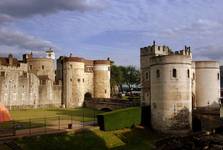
(84, 92), (92, 100)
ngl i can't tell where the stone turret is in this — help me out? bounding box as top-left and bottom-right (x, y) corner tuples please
(93, 60), (111, 99)
(26, 53), (55, 82)
(58, 56), (111, 108)
(62, 57), (85, 107)
(140, 41), (221, 133)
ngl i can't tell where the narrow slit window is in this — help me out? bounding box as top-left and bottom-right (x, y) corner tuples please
(145, 72), (149, 80)
(173, 69), (177, 78)
(187, 69), (190, 78)
(156, 70), (160, 78)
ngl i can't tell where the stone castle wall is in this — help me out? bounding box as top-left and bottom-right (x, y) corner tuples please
(195, 61), (220, 108)
(0, 55), (62, 108)
(27, 58), (55, 81)
(140, 42), (220, 133)
(59, 57), (111, 108)
(0, 64), (40, 108)
(150, 55), (192, 132)
(94, 61), (111, 99)
(0, 53), (111, 109)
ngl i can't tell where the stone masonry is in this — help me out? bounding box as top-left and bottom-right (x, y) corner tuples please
(0, 50), (111, 108)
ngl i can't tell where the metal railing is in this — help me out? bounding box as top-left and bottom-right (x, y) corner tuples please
(0, 114), (97, 139)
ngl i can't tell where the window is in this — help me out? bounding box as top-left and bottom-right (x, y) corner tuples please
(70, 64), (72, 69)
(193, 73), (195, 80)
(156, 70), (160, 78)
(187, 69), (190, 78)
(42, 65), (44, 70)
(83, 78), (84, 82)
(145, 72), (149, 80)
(108, 67), (111, 71)
(78, 79), (80, 82)
(105, 89), (107, 94)
(153, 102), (157, 109)
(29, 65), (32, 70)
(218, 73), (220, 80)
(41, 80), (46, 85)
(158, 46), (160, 50)
(0, 71), (5, 77)
(23, 72), (27, 77)
(70, 78), (72, 82)
(173, 69), (177, 78)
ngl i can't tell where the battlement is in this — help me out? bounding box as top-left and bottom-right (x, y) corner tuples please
(0, 54), (21, 67)
(141, 41), (192, 58)
(172, 46), (192, 57)
(59, 56), (111, 66)
(140, 41), (172, 56)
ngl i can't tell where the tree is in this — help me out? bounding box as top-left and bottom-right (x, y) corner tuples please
(110, 65), (124, 95)
(110, 64), (140, 96)
(124, 66), (140, 95)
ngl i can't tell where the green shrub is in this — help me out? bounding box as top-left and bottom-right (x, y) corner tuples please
(97, 107), (141, 131)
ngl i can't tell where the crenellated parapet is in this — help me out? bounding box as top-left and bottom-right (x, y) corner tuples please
(140, 42), (171, 57)
(140, 41), (220, 133)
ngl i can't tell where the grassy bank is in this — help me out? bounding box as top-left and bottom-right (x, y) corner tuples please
(10, 108), (102, 122)
(16, 127), (162, 150)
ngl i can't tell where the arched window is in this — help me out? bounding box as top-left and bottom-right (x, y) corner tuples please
(173, 69), (177, 78)
(156, 70), (160, 78)
(187, 69), (190, 78)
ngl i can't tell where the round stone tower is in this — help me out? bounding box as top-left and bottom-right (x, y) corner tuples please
(150, 55), (192, 133)
(27, 57), (55, 81)
(93, 60), (111, 98)
(195, 61), (220, 108)
(63, 57), (85, 107)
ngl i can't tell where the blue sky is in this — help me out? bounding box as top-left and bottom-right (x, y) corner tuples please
(0, 0), (223, 66)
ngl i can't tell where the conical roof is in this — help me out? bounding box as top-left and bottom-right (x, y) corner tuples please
(0, 104), (12, 122)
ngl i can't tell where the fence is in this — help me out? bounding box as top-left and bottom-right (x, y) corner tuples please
(0, 114), (97, 139)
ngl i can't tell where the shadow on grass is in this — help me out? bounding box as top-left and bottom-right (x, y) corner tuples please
(17, 128), (108, 150)
(16, 127), (164, 150)
(111, 127), (163, 150)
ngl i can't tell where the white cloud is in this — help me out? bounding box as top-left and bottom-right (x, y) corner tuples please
(0, 0), (107, 19)
(193, 45), (223, 64)
(0, 27), (56, 50)
(0, 0), (108, 56)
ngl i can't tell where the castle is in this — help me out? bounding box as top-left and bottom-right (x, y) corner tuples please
(0, 50), (111, 108)
(140, 41), (220, 133)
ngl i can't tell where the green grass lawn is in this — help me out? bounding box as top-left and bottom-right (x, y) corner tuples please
(16, 127), (163, 150)
(10, 107), (102, 122)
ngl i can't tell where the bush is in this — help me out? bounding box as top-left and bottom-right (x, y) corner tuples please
(97, 107), (141, 131)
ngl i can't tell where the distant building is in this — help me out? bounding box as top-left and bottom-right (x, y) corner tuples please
(0, 50), (111, 108)
(140, 41), (220, 133)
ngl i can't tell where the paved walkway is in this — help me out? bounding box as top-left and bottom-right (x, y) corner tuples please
(0, 120), (96, 141)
